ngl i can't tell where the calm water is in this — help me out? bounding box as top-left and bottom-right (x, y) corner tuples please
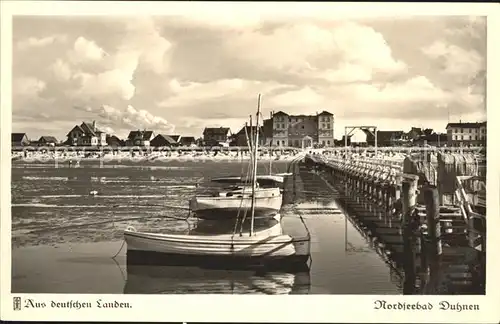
(11, 159), (402, 294)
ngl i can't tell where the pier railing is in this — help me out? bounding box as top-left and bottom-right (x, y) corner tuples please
(305, 153), (486, 252)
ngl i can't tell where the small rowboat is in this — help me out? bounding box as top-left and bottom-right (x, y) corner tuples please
(124, 219), (310, 268)
(189, 187), (282, 220)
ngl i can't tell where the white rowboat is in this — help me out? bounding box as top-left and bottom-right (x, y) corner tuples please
(124, 220), (310, 266)
(189, 187), (282, 219)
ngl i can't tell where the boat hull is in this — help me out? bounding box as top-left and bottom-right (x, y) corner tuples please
(190, 191), (283, 220)
(124, 224), (310, 269)
(211, 175), (287, 185)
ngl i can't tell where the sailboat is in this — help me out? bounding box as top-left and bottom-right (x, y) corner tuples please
(123, 94), (311, 267)
(189, 105), (283, 220)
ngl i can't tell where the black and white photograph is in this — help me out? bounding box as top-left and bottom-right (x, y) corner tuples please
(1, 1), (499, 323)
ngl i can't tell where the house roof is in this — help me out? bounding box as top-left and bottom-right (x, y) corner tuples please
(446, 122), (486, 129)
(272, 111), (288, 116)
(179, 136), (195, 143)
(236, 125), (263, 136)
(203, 127), (231, 136)
(67, 121), (104, 137)
(106, 135), (124, 144)
(152, 134), (177, 145)
(127, 130), (155, 141)
(318, 110), (334, 116)
(169, 135), (181, 142)
(39, 136), (58, 143)
(11, 133), (27, 142)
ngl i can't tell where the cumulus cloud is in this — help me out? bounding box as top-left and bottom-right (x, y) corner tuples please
(16, 34), (67, 50)
(13, 76), (46, 97)
(69, 69), (136, 101)
(68, 36), (107, 63)
(159, 78), (284, 108)
(422, 41), (483, 78)
(74, 104), (175, 134)
(225, 21), (406, 81)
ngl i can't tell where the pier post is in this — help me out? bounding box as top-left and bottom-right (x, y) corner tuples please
(423, 185), (442, 294)
(402, 176), (418, 294)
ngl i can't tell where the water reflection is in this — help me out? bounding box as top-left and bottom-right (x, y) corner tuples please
(124, 263), (311, 294)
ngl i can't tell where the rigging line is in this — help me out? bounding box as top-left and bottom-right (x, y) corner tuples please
(111, 239), (126, 259)
(232, 175), (249, 238)
(111, 255), (126, 282)
(238, 164), (253, 236)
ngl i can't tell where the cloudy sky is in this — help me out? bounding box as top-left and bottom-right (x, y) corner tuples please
(12, 13), (486, 141)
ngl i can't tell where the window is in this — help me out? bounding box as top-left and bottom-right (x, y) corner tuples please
(322, 140), (325, 145)
(327, 123), (331, 129)
(301, 125), (304, 129)
(455, 129), (458, 133)
(327, 140), (331, 145)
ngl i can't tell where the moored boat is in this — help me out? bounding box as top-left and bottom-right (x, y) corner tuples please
(124, 219), (310, 267)
(189, 186), (282, 220)
(211, 173), (292, 185)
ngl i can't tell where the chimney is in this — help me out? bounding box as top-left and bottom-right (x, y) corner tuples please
(92, 120), (96, 130)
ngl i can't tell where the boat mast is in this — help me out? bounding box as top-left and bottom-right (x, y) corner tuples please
(249, 115), (255, 168)
(250, 94), (261, 236)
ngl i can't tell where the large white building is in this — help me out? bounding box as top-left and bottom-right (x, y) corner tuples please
(268, 110), (335, 148)
(446, 121), (486, 146)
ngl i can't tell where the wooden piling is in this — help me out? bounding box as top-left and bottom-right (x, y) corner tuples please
(423, 185), (442, 294)
(402, 177), (418, 294)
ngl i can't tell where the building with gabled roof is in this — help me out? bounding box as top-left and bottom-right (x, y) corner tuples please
(203, 127), (232, 146)
(230, 125), (264, 147)
(66, 121), (107, 146)
(11, 133), (30, 147)
(126, 130), (155, 147)
(150, 134), (179, 147)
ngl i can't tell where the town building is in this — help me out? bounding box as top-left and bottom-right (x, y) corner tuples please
(36, 136), (59, 146)
(269, 110), (335, 148)
(179, 136), (197, 147)
(446, 121), (487, 146)
(230, 125), (264, 147)
(407, 127), (424, 141)
(365, 130), (409, 147)
(106, 135), (125, 147)
(11, 133), (30, 147)
(202, 127), (232, 146)
(150, 134), (180, 147)
(413, 133), (447, 146)
(125, 130), (155, 147)
(66, 121), (107, 146)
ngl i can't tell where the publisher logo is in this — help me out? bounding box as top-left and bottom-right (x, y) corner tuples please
(13, 297), (21, 311)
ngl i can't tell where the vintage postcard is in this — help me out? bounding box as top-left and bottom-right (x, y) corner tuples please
(1, 1), (499, 323)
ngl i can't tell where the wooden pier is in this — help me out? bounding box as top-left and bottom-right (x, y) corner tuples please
(304, 151), (486, 294)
